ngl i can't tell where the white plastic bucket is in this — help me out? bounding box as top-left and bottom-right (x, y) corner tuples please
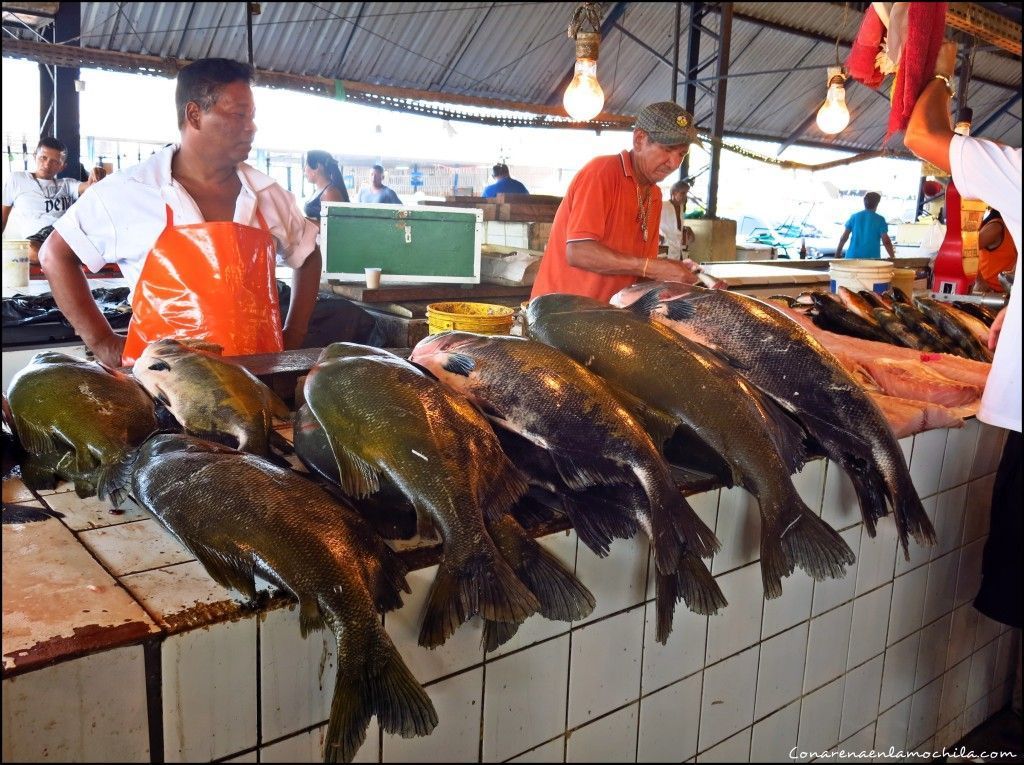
(2, 239), (31, 289)
(829, 259), (894, 295)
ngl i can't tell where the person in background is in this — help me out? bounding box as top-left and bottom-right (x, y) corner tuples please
(303, 150), (349, 222)
(658, 179), (696, 260)
(976, 209), (1017, 294)
(835, 191), (896, 259)
(2, 137), (105, 262)
(357, 164), (402, 204)
(906, 40), (1022, 715)
(482, 163), (528, 198)
(39, 57), (321, 368)
(530, 101), (706, 302)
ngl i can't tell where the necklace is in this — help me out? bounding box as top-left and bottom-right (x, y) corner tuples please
(32, 174), (59, 201)
(635, 182), (652, 243)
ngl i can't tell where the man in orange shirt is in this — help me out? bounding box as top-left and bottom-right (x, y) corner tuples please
(531, 102), (705, 302)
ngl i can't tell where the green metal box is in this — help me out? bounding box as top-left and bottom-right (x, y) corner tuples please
(321, 202), (483, 284)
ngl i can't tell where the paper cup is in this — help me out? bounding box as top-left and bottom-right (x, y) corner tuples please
(365, 267), (382, 289)
(2, 240), (31, 289)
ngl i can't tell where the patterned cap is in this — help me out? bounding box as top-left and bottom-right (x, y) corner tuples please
(634, 102), (704, 148)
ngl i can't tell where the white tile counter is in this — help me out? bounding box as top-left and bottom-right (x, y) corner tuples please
(2, 419), (1018, 763)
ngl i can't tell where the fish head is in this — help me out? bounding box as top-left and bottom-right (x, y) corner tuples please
(131, 339), (190, 404)
(409, 332), (489, 393)
(139, 433), (238, 461)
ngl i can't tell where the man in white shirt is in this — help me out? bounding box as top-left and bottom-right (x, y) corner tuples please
(2, 137), (103, 260)
(39, 58), (322, 367)
(905, 41), (1022, 654)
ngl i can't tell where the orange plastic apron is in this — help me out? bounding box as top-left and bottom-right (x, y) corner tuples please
(122, 205), (284, 365)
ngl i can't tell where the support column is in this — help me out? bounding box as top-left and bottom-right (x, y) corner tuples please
(39, 2), (81, 178)
(680, 1), (703, 180)
(706, 3), (732, 218)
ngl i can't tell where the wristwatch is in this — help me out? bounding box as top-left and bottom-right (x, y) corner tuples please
(933, 74), (955, 97)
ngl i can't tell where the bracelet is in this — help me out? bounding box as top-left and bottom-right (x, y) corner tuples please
(933, 74), (955, 97)
(642, 258), (649, 278)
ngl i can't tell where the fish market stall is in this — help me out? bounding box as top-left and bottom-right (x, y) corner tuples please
(2, 331), (1016, 763)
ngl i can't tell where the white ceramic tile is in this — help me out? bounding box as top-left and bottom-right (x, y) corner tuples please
(792, 460), (826, 515)
(641, 597), (706, 694)
(804, 601), (853, 692)
(879, 632), (921, 711)
(260, 721), (378, 764)
(754, 622), (808, 720)
(914, 614), (952, 691)
(821, 461), (862, 530)
(573, 536), (648, 626)
(974, 612), (1002, 652)
(483, 635), (569, 762)
(762, 569), (813, 639)
(964, 697), (988, 736)
(698, 645), (758, 750)
(840, 655), (883, 740)
(894, 496), (937, 577)
(77, 518), (195, 577)
(834, 723), (876, 762)
(508, 737), (565, 763)
(931, 486), (967, 560)
(923, 552), (960, 625)
(487, 531), (578, 659)
(987, 682), (1011, 718)
(40, 489), (151, 530)
(939, 419), (979, 492)
(907, 676), (943, 750)
(698, 726), (751, 762)
(383, 667), (481, 763)
(383, 564), (484, 685)
(900, 435), (914, 463)
(568, 606), (644, 727)
(566, 703), (638, 763)
(855, 517), (898, 597)
(810, 526), (861, 616)
(1, 645), (149, 762)
(162, 616), (258, 762)
(994, 630), (1020, 690)
(937, 658), (971, 730)
(706, 563), (763, 665)
(962, 475), (994, 544)
(711, 486), (761, 574)
(887, 566), (929, 646)
(796, 675), (844, 755)
(259, 604), (336, 742)
(637, 673), (702, 763)
(873, 696), (912, 756)
(848, 584), (892, 670)
(2, 476), (35, 503)
(970, 423), (1004, 480)
(750, 699), (800, 764)
(954, 539), (985, 609)
(909, 428), (948, 499)
(967, 640), (998, 707)
(946, 604), (979, 671)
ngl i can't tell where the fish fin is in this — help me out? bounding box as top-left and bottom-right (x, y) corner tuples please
(653, 569), (679, 643)
(510, 492), (566, 527)
(407, 360), (439, 381)
(96, 448), (141, 507)
(479, 465), (530, 523)
(776, 509), (856, 593)
(481, 618), (521, 653)
(268, 429), (294, 455)
(559, 493), (637, 558)
(326, 622), (437, 763)
(320, 431), (381, 500)
(604, 382), (679, 453)
(342, 510), (412, 613)
(19, 454), (60, 492)
(11, 416), (59, 459)
(626, 288), (665, 318)
(487, 515), (595, 622)
(673, 492), (721, 560)
(548, 448), (621, 491)
(756, 394), (816, 474)
(418, 550), (540, 648)
(181, 540), (259, 601)
(896, 477), (936, 555)
(442, 352), (476, 377)
(298, 597), (327, 638)
(653, 555), (727, 643)
(660, 297), (696, 321)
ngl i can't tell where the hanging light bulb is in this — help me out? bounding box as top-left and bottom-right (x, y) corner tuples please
(816, 66), (850, 135)
(562, 5), (606, 122)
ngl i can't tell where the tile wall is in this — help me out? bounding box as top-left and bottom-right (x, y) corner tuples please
(2, 419), (1019, 762)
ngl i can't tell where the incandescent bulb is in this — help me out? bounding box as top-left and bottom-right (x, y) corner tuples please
(563, 59), (605, 121)
(816, 81), (850, 134)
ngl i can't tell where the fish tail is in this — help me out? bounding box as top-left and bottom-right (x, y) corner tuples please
(481, 619), (522, 653)
(671, 491), (721, 560)
(418, 546), (540, 648)
(654, 554), (727, 643)
(96, 447), (142, 507)
(776, 504), (856, 593)
(325, 624), (437, 763)
(839, 454), (890, 538)
(895, 476), (936, 558)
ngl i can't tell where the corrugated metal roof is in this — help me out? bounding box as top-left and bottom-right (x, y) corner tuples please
(28, 2), (1024, 150)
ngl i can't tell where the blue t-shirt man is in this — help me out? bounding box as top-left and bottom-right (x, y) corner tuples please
(838, 192), (894, 259)
(482, 163), (529, 198)
(357, 164), (402, 204)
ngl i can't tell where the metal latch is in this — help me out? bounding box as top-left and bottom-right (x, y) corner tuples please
(404, 225), (412, 244)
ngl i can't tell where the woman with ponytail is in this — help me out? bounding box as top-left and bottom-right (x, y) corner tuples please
(303, 150), (349, 221)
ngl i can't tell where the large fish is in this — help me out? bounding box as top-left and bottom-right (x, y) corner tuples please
(837, 286), (883, 325)
(870, 307), (928, 350)
(890, 302), (959, 354)
(410, 331), (723, 641)
(132, 339), (290, 456)
(639, 287), (936, 556)
(951, 301), (998, 327)
(128, 434), (437, 763)
(808, 293), (900, 344)
(303, 343), (541, 648)
(7, 351), (157, 499)
(913, 297), (993, 362)
(527, 295), (854, 600)
(293, 400), (596, 651)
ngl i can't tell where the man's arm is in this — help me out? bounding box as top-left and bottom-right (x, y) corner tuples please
(904, 41), (957, 173)
(566, 240), (699, 284)
(38, 229), (125, 367)
(835, 228), (851, 258)
(1, 204), (10, 234)
(282, 247), (322, 350)
(881, 232), (896, 259)
(76, 166), (107, 197)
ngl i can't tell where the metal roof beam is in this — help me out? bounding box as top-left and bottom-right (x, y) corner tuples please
(972, 91), (1023, 134)
(544, 1), (628, 106)
(613, 22), (715, 98)
(776, 111), (822, 155)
